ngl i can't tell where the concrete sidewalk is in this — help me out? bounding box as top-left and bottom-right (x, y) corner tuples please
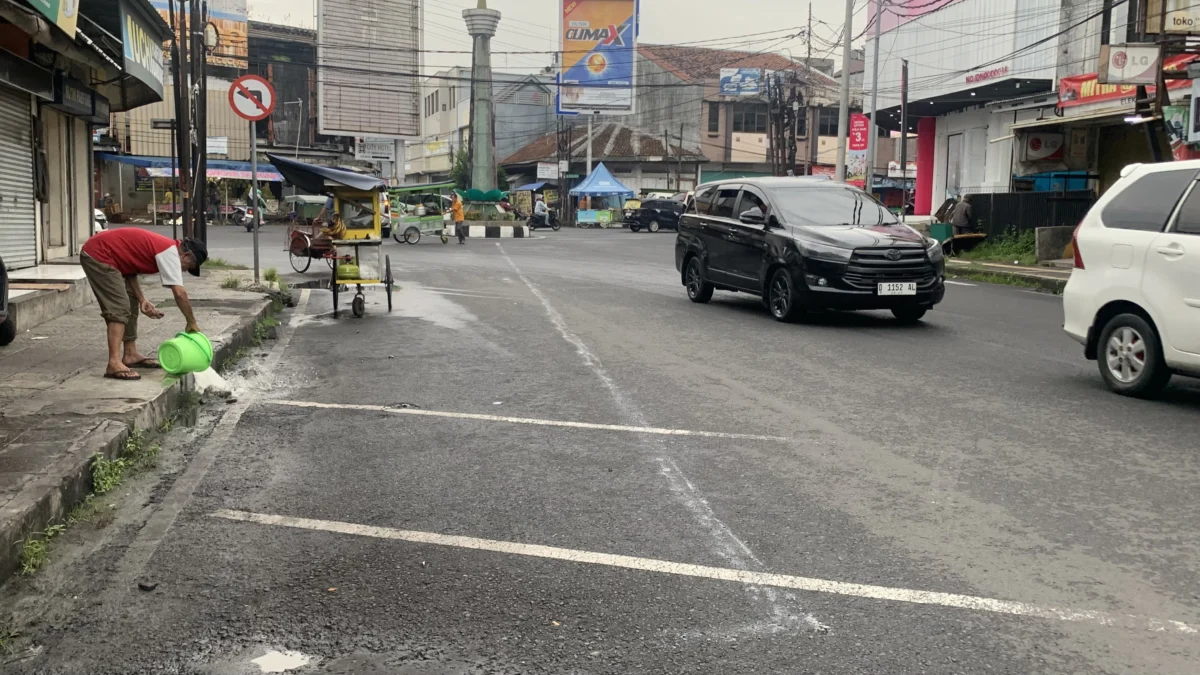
(0, 270), (277, 581)
(946, 259), (1071, 293)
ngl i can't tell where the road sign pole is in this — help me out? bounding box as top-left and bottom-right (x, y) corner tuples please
(251, 119), (260, 284)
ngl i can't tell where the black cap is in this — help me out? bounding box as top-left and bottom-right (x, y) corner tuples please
(181, 237), (208, 277)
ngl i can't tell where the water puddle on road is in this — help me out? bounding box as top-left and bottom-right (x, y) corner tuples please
(251, 650), (312, 672)
(292, 281), (478, 331)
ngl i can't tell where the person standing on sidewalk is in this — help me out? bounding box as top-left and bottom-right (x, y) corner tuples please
(950, 194), (975, 235)
(80, 228), (208, 381)
(451, 192), (466, 244)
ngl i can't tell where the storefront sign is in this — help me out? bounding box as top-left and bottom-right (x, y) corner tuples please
(1098, 44), (1161, 85)
(1020, 133), (1064, 162)
(207, 136), (229, 155)
(354, 137), (396, 162)
(23, 0), (78, 38)
(87, 92), (110, 125)
(536, 162), (560, 180)
(1146, 0), (1200, 34)
(50, 71), (92, 116)
(719, 68), (763, 96)
(965, 65), (1009, 84)
(1068, 128), (1089, 162)
(120, 0), (165, 98)
(1060, 53), (1195, 107)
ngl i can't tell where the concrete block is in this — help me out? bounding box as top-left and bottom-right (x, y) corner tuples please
(8, 280), (94, 333)
(1036, 226), (1076, 262)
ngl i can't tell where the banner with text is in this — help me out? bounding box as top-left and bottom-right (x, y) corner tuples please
(560, 0), (638, 113)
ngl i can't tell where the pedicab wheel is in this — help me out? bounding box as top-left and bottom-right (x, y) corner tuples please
(385, 254), (394, 312)
(330, 260), (339, 318)
(440, 235), (448, 244)
(403, 226), (421, 245)
(289, 235), (312, 273)
(352, 293), (366, 318)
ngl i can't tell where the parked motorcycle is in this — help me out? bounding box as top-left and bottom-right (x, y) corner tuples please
(527, 208), (560, 232)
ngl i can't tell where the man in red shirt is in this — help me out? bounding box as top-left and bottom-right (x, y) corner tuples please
(79, 228), (208, 380)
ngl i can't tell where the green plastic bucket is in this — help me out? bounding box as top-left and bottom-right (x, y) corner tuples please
(159, 332), (213, 375)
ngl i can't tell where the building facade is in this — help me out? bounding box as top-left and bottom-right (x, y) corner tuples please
(0, 0), (169, 269)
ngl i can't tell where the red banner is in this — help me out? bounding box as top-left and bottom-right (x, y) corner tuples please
(1059, 54), (1195, 107)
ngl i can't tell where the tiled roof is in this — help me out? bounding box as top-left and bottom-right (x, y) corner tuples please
(639, 44), (838, 88)
(501, 123), (707, 166)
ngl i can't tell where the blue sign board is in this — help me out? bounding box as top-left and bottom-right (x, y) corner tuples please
(719, 68), (762, 96)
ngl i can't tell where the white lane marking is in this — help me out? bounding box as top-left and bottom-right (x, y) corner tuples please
(210, 509), (1198, 635)
(495, 243), (825, 634)
(944, 280), (977, 287)
(270, 399), (789, 442)
(110, 290), (312, 591)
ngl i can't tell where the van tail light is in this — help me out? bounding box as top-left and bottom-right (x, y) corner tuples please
(1072, 224), (1085, 270)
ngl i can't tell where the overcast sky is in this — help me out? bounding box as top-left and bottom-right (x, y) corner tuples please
(247, 0), (861, 73)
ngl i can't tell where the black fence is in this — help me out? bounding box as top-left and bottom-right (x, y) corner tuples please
(966, 190), (1096, 237)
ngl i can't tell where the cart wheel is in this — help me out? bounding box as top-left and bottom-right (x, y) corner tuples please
(331, 259), (339, 318)
(403, 226), (421, 245)
(352, 294), (365, 318)
(289, 237), (312, 273)
(385, 254), (394, 312)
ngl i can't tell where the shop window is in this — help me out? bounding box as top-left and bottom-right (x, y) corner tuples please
(708, 102), (719, 133)
(732, 104), (768, 134)
(1103, 169), (1198, 232)
(818, 108), (839, 136)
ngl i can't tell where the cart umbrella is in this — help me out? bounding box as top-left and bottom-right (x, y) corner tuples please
(568, 163), (634, 198)
(267, 154), (388, 193)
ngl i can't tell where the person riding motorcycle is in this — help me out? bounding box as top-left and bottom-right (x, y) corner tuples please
(532, 195), (549, 227)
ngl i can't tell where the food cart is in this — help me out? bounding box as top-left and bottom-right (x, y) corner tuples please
(568, 163), (633, 229)
(389, 181), (456, 244)
(268, 154), (394, 318)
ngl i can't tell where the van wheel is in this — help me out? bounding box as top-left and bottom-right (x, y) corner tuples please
(1097, 313), (1172, 398)
(648, 220), (660, 233)
(767, 268), (804, 322)
(685, 257), (713, 303)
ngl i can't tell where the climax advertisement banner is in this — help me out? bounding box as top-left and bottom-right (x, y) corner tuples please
(560, 0), (637, 114)
(1059, 53), (1195, 107)
(23, 0), (78, 37)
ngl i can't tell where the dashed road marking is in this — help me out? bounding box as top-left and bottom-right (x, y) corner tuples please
(210, 509), (1198, 635)
(270, 399), (790, 442)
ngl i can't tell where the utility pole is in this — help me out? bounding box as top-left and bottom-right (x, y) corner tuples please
(663, 128), (670, 189)
(677, 123), (684, 191)
(788, 82), (799, 175)
(834, 0), (854, 182)
(899, 59), (909, 208)
(586, 115), (593, 176)
(805, 4), (812, 176)
(173, 0), (192, 240)
(193, 0), (208, 243)
(867, 0), (883, 189)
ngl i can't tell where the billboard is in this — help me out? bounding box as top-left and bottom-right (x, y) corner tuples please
(1098, 44), (1161, 85)
(560, 0), (637, 114)
(149, 0), (247, 68)
(719, 68), (762, 96)
(317, 0), (421, 138)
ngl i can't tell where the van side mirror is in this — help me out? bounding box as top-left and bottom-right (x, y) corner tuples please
(739, 208), (766, 225)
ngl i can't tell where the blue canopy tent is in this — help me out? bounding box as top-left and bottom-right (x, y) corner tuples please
(568, 163), (634, 198)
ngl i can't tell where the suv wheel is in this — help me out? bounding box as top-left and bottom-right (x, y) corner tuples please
(685, 257), (713, 303)
(0, 315), (14, 347)
(892, 307), (927, 324)
(648, 220), (661, 233)
(1098, 313), (1172, 398)
(630, 224), (641, 232)
(767, 268), (804, 322)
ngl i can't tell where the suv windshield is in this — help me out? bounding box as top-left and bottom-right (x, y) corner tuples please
(767, 186), (898, 226)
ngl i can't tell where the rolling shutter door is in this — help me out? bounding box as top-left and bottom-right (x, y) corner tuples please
(0, 86), (35, 269)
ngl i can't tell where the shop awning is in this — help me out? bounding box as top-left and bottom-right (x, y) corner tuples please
(568, 163), (634, 198)
(1009, 107), (1131, 131)
(513, 182), (554, 191)
(96, 153), (284, 182)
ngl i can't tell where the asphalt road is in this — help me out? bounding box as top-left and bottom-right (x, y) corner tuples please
(5, 227), (1200, 674)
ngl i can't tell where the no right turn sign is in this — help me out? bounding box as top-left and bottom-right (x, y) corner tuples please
(228, 74), (276, 122)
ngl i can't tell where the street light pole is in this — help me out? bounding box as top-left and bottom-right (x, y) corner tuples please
(834, 0), (854, 183)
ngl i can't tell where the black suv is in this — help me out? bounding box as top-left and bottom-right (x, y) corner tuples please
(675, 177), (945, 323)
(0, 254), (13, 346)
(629, 198), (686, 233)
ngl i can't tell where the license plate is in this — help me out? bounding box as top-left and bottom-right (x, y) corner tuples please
(878, 282), (917, 296)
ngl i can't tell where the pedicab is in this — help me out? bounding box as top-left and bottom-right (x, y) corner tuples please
(389, 181), (456, 244)
(268, 154), (394, 318)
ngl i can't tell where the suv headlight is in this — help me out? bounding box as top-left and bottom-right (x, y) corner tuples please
(926, 237), (944, 263)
